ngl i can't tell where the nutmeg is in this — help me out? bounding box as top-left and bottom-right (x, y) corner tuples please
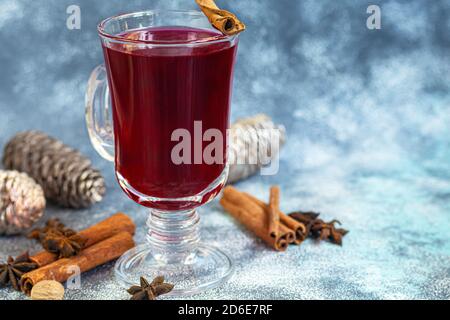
(30, 280), (65, 300)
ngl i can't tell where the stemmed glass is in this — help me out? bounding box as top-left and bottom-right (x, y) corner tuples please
(85, 10), (239, 295)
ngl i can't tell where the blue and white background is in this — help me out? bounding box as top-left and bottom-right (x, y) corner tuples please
(0, 0), (449, 299)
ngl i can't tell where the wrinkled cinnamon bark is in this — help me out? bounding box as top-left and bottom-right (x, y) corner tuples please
(279, 213), (307, 244)
(221, 186), (295, 251)
(30, 213), (135, 267)
(220, 198), (289, 251)
(244, 193), (307, 245)
(268, 186), (281, 238)
(195, 0), (245, 35)
(21, 232), (135, 295)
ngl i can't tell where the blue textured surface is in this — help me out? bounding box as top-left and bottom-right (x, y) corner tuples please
(1, 0), (450, 300)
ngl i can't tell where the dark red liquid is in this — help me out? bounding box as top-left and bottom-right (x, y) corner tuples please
(102, 27), (238, 208)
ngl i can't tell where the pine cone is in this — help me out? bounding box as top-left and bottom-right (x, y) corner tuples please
(2, 131), (106, 208)
(0, 170), (46, 235)
(228, 114), (286, 184)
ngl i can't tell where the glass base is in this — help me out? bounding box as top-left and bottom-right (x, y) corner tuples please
(115, 243), (234, 296)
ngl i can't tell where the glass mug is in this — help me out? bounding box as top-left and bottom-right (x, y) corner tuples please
(85, 10), (239, 295)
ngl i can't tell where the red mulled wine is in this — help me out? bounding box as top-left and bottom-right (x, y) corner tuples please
(102, 27), (238, 207)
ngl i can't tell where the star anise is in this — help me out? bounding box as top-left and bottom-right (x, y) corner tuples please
(28, 218), (76, 242)
(28, 218), (84, 258)
(289, 211), (348, 245)
(41, 231), (87, 258)
(310, 219), (349, 245)
(0, 252), (38, 291)
(127, 276), (174, 300)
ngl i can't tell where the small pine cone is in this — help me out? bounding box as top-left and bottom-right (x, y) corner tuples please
(228, 114), (286, 184)
(0, 170), (46, 235)
(2, 131), (106, 208)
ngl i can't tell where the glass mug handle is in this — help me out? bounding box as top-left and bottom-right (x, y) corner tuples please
(85, 64), (115, 162)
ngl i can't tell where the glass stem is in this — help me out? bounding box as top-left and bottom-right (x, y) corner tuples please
(146, 209), (200, 264)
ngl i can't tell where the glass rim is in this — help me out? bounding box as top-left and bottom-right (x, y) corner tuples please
(98, 9), (238, 47)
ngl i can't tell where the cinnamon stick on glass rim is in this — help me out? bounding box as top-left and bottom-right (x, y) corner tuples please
(268, 186), (281, 238)
(21, 231), (135, 295)
(195, 0), (246, 35)
(30, 213), (135, 267)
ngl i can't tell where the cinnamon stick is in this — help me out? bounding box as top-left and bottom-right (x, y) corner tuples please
(268, 186), (280, 238)
(220, 198), (289, 251)
(30, 213), (135, 267)
(221, 186), (295, 251)
(223, 187), (295, 241)
(279, 213), (307, 245)
(21, 231), (135, 295)
(195, 0), (246, 35)
(244, 193), (307, 245)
